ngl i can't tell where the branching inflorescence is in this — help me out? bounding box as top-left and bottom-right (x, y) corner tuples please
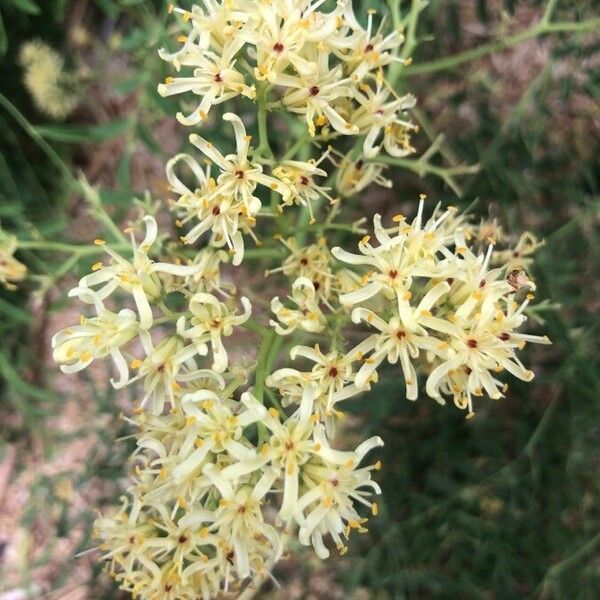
(50, 1), (550, 598)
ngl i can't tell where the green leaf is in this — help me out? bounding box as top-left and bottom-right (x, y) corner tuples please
(8, 0), (40, 15)
(116, 151), (131, 190)
(137, 123), (163, 155)
(0, 11), (7, 56)
(0, 296), (30, 323)
(34, 119), (132, 143)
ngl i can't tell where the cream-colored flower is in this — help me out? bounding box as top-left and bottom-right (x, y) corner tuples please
(198, 463), (282, 578)
(170, 389), (266, 485)
(331, 152), (391, 197)
(332, 204), (455, 328)
(76, 216), (200, 329)
(124, 333), (188, 414)
(280, 62), (359, 137)
(260, 384), (320, 520)
(267, 343), (364, 418)
(52, 304), (138, 383)
(159, 38), (255, 125)
(333, 5), (404, 80)
(189, 113), (290, 216)
(424, 290), (551, 415)
(183, 247), (232, 295)
(167, 153), (253, 266)
(349, 282), (451, 397)
(272, 153), (336, 224)
(246, 1), (321, 82)
(178, 292), (252, 372)
(268, 235), (333, 302)
(293, 434), (383, 558)
(351, 84), (416, 158)
(270, 276), (326, 335)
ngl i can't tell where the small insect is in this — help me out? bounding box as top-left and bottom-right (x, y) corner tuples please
(507, 269), (530, 290)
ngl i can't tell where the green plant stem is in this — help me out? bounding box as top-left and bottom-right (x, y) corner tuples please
(250, 325), (280, 444)
(399, 0), (424, 61)
(255, 84), (274, 159)
(371, 150), (480, 197)
(401, 17), (600, 77)
(253, 328), (278, 404)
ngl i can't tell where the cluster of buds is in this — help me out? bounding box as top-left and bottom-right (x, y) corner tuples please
(50, 1), (550, 598)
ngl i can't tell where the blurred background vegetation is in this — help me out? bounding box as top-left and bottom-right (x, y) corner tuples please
(0, 0), (598, 598)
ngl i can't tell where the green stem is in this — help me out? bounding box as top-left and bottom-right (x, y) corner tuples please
(242, 317), (271, 339)
(400, 17), (600, 77)
(255, 84), (274, 159)
(253, 328), (278, 404)
(399, 0), (423, 61)
(371, 152), (480, 197)
(251, 325), (280, 444)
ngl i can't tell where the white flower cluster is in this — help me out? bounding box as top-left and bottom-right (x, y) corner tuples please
(50, 1), (551, 598)
(93, 382), (382, 598)
(52, 217), (251, 414)
(331, 198), (551, 416)
(267, 197), (550, 419)
(53, 216), (383, 596)
(159, 0), (415, 146)
(160, 0), (416, 264)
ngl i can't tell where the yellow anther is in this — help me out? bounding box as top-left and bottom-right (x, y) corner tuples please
(371, 502), (379, 516)
(94, 239), (106, 246)
(91, 261), (103, 271)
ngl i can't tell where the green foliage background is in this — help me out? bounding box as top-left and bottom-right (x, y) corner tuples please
(0, 0), (598, 598)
